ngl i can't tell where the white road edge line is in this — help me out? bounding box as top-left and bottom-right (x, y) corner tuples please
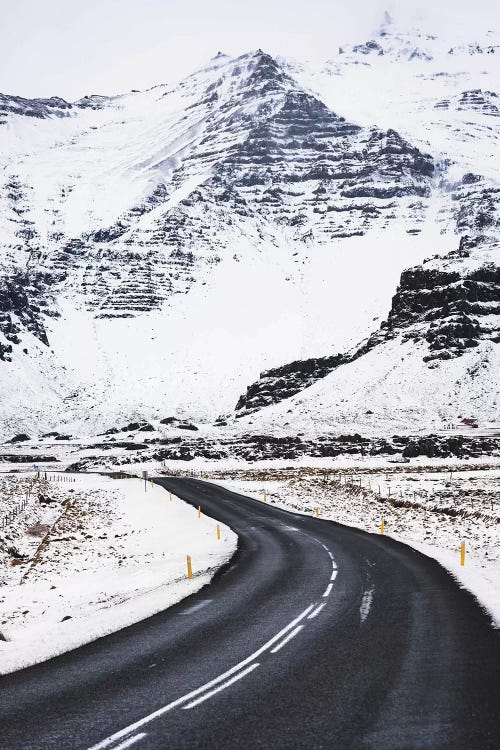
(307, 603), (326, 619)
(112, 734), (147, 750)
(323, 583), (333, 598)
(87, 603), (315, 750)
(330, 570), (338, 582)
(182, 663), (260, 709)
(270, 625), (303, 653)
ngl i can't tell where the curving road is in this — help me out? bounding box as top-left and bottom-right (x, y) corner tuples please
(0, 477), (498, 749)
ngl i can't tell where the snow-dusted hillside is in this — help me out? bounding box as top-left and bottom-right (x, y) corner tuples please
(0, 16), (499, 438)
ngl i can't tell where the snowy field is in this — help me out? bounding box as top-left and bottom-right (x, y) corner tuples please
(0, 472), (236, 674)
(198, 463), (500, 628)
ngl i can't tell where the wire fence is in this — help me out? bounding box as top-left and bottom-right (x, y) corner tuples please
(0, 490), (31, 530)
(0, 473), (76, 531)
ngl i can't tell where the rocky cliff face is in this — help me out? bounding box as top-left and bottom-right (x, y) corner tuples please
(383, 242), (500, 362)
(435, 89), (499, 117)
(235, 354), (347, 415)
(0, 93), (112, 123)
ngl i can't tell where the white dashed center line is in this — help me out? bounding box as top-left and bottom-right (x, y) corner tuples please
(270, 625), (303, 653)
(307, 603), (326, 619)
(88, 604), (315, 750)
(182, 663), (260, 709)
(112, 734), (147, 750)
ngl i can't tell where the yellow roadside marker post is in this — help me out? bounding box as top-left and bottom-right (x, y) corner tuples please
(197, 505), (201, 519)
(186, 555), (193, 579)
(380, 519), (385, 534)
(315, 508), (319, 518)
(263, 491), (267, 503)
(460, 542), (466, 566)
(217, 524), (221, 540)
(169, 492), (172, 502)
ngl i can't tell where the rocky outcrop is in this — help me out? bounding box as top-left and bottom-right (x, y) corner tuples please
(435, 89), (499, 116)
(235, 241), (500, 414)
(453, 175), (500, 245)
(0, 273), (51, 359)
(0, 92), (111, 124)
(401, 434), (500, 459)
(68, 431), (500, 469)
(382, 244), (500, 360)
(0, 94), (73, 123)
(235, 354), (346, 415)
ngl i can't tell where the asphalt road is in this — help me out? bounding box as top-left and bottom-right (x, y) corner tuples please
(0, 477), (498, 749)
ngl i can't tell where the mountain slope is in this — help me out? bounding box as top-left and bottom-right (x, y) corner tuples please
(229, 18), (500, 435)
(233, 239), (500, 432)
(0, 22), (499, 438)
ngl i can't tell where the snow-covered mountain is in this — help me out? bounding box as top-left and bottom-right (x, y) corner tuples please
(0, 15), (499, 439)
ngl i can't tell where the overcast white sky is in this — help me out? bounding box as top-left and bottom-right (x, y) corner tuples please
(1, 0), (498, 100)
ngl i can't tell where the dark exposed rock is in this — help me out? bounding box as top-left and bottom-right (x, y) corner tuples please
(352, 40), (384, 55)
(383, 250), (500, 357)
(0, 454), (57, 462)
(124, 422), (154, 432)
(0, 92), (111, 123)
(99, 422), (155, 436)
(457, 89), (499, 116)
(236, 353), (347, 415)
(0, 341), (13, 361)
(71, 432), (500, 468)
(0, 93), (73, 122)
(159, 417), (198, 431)
(136, 423), (155, 432)
(85, 441), (149, 450)
(402, 434), (500, 459)
(8, 434), (30, 443)
(0, 273), (50, 356)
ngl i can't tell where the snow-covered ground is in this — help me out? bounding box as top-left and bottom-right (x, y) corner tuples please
(201, 463), (500, 628)
(0, 472), (236, 674)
